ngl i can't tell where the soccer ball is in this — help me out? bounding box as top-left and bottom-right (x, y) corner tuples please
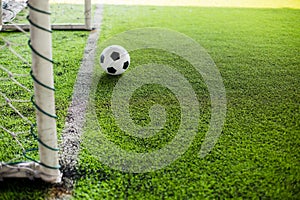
(100, 45), (130, 75)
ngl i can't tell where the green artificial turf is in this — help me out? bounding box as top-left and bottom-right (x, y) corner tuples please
(75, 5), (300, 199)
(0, 4), (299, 200)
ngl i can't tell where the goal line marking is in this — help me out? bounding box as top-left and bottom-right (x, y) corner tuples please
(56, 3), (103, 193)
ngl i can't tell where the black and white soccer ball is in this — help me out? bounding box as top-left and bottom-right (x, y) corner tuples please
(100, 45), (130, 75)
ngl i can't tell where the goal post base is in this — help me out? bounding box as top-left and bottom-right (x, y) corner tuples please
(0, 162), (62, 183)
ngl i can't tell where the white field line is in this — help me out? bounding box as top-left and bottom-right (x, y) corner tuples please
(58, 3), (103, 192)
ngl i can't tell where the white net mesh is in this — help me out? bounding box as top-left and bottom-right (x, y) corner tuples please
(1, 0), (27, 24)
(1, 0), (89, 30)
(0, 25), (34, 165)
(51, 0), (87, 25)
(0, 0), (89, 182)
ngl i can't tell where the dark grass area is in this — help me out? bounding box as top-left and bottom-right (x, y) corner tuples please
(75, 5), (300, 199)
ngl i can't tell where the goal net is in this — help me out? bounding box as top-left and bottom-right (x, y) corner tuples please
(1, 0), (92, 31)
(0, 0), (91, 183)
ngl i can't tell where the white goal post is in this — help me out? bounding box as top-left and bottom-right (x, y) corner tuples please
(0, 0), (92, 183)
(0, 0), (2, 31)
(0, 0), (61, 183)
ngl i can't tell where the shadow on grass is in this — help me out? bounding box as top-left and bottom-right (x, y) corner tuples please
(0, 178), (51, 199)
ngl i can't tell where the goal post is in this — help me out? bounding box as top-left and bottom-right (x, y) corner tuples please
(0, 0), (2, 31)
(29, 0), (61, 182)
(1, 0), (93, 183)
(85, 0), (92, 30)
(0, 0), (61, 183)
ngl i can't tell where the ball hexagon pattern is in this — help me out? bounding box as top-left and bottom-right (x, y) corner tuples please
(100, 45), (130, 75)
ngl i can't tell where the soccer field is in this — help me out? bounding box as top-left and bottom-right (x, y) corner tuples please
(0, 1), (299, 199)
